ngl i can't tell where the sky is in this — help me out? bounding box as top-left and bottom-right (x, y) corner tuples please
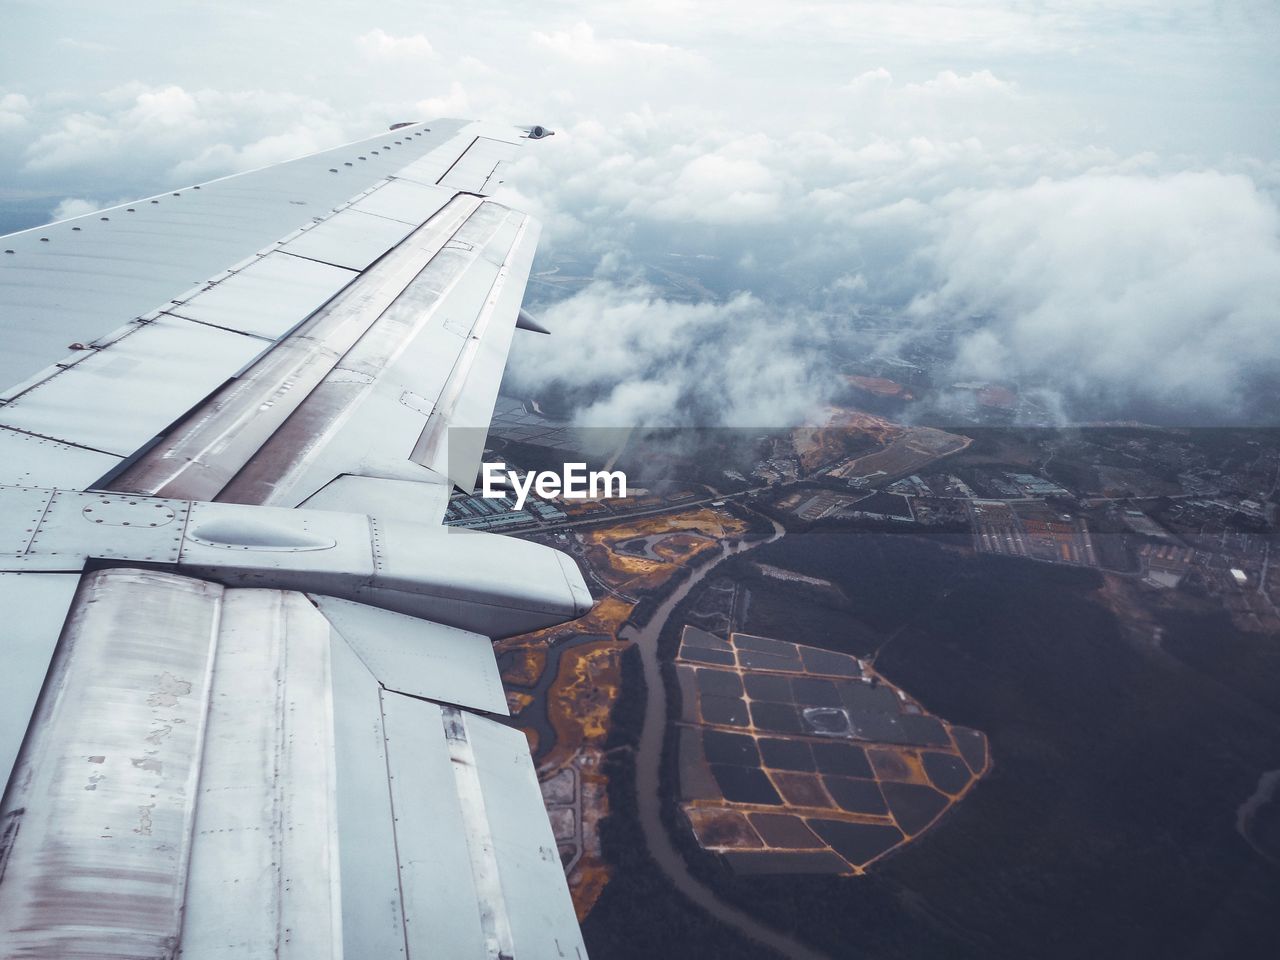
(2, 1), (1278, 426)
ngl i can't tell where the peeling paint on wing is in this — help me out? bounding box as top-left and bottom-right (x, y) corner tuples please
(147, 672), (193, 708)
(0, 568), (221, 956)
(134, 802), (156, 836)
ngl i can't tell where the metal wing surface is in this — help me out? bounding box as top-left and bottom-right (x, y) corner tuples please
(0, 119), (591, 959)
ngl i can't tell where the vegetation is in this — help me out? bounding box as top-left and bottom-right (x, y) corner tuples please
(1159, 605), (1280, 717)
(660, 536), (1280, 959)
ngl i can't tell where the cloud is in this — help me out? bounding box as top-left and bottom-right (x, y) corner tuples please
(840, 68), (1032, 143)
(643, 137), (787, 224)
(909, 171), (1280, 415)
(902, 68), (1019, 99)
(0, 92), (29, 133)
(19, 85), (348, 182)
(506, 282), (838, 428)
(501, 106), (1280, 424)
(414, 82), (470, 119)
(356, 28), (434, 60)
(0, 3), (1275, 427)
(531, 21), (702, 66)
(51, 197), (102, 220)
(23, 110), (122, 172)
(128, 85), (202, 129)
(575, 379), (684, 428)
(173, 124), (347, 178)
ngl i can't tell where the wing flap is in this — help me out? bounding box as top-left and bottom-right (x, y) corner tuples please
(465, 712), (587, 960)
(0, 569), (222, 959)
(327, 630), (410, 960)
(312, 594), (509, 714)
(213, 200), (537, 505)
(110, 196), (483, 502)
(1, 569), (587, 959)
(412, 214), (538, 489)
(179, 588), (343, 960)
(382, 693), (493, 960)
(0, 572), (81, 796)
(299, 474), (452, 523)
(381, 694), (587, 960)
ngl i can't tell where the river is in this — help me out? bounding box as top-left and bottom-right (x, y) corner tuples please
(618, 517), (834, 960)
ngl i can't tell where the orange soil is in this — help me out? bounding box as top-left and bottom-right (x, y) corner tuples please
(847, 374), (914, 400)
(502, 505), (750, 917)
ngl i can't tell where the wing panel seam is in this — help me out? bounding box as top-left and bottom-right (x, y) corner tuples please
(435, 137), (480, 185)
(441, 705), (514, 959)
(377, 688), (416, 960)
(278, 249), (367, 271)
(0, 423), (125, 460)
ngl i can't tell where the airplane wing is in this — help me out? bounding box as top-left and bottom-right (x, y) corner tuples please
(0, 119), (592, 959)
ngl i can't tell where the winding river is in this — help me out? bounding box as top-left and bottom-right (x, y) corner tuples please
(617, 517), (834, 960)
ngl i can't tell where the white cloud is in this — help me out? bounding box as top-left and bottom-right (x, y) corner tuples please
(356, 28), (434, 60)
(51, 197), (101, 220)
(1, 2), (1276, 425)
(575, 379), (683, 428)
(21, 85), (348, 180)
(839, 68), (1032, 143)
(646, 139), (786, 224)
(174, 124), (346, 178)
(0, 92), (30, 133)
(500, 102), (1280, 422)
(902, 68), (1019, 99)
(507, 283), (837, 427)
(531, 21), (702, 66)
(457, 55), (493, 75)
(414, 82), (470, 119)
(910, 171), (1280, 412)
(129, 85), (202, 129)
(23, 111), (121, 172)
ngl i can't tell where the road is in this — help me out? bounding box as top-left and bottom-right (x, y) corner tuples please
(530, 487), (766, 534)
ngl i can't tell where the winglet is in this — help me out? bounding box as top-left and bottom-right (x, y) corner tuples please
(515, 308), (550, 335)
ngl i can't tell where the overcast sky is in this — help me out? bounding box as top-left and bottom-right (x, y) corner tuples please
(3, 1), (1278, 425)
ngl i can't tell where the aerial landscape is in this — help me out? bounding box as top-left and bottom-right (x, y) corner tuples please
(1, 1), (1278, 958)
(466, 377), (1280, 958)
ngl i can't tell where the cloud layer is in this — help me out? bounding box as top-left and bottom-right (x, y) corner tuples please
(1, 2), (1277, 425)
(912, 172), (1280, 413)
(506, 284), (839, 427)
